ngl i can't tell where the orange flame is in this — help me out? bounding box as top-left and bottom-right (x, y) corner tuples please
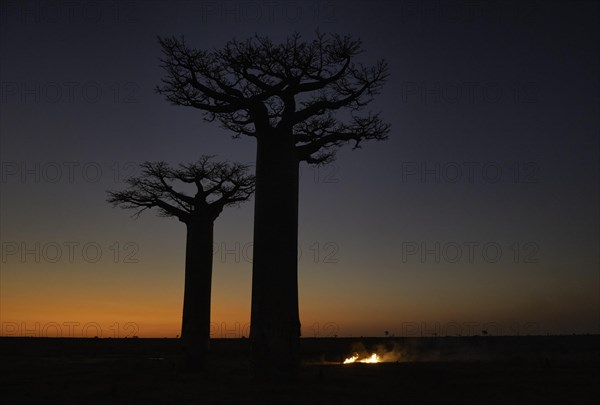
(343, 353), (380, 364)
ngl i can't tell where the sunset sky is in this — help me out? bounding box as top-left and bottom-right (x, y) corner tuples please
(1, 1), (598, 338)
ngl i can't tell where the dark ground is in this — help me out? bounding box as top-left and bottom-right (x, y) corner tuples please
(1, 336), (598, 404)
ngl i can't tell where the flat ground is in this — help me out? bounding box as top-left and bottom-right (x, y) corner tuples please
(1, 336), (598, 404)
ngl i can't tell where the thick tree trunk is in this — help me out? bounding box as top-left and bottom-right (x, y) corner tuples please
(180, 218), (214, 371)
(250, 133), (301, 379)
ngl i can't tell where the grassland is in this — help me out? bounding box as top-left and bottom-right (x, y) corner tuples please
(1, 336), (598, 404)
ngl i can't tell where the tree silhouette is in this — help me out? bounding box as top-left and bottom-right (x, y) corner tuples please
(107, 156), (255, 370)
(156, 32), (390, 378)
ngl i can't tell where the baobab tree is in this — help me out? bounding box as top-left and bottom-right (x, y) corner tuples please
(156, 32), (390, 377)
(106, 157), (255, 370)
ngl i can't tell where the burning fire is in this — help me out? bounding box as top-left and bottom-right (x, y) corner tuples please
(343, 353), (381, 364)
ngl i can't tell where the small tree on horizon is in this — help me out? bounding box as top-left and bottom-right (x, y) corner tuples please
(107, 156), (255, 370)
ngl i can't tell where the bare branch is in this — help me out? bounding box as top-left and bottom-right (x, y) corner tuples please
(295, 112), (390, 163)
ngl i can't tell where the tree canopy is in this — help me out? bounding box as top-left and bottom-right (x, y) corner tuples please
(107, 156), (255, 222)
(156, 32), (390, 164)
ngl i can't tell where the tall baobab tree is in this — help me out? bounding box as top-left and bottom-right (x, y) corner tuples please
(107, 157), (255, 370)
(156, 32), (390, 377)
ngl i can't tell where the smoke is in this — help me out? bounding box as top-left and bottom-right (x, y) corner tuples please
(308, 337), (501, 365)
(344, 339), (492, 363)
(346, 341), (404, 363)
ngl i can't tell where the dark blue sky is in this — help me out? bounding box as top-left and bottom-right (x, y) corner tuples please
(1, 1), (598, 337)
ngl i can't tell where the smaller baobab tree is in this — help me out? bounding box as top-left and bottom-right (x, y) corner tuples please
(106, 156), (255, 370)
